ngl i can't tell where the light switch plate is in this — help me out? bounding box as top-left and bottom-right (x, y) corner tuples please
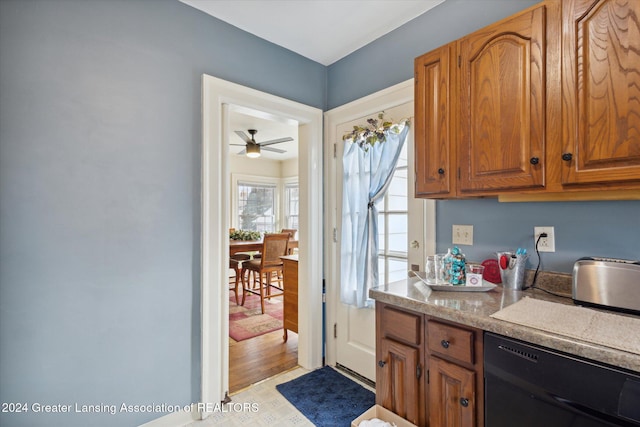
(452, 225), (473, 245)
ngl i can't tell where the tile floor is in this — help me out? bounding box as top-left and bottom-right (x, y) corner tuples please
(185, 366), (374, 427)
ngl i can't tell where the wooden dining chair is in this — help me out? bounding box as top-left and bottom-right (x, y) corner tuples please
(229, 253), (250, 304)
(241, 233), (289, 314)
(281, 228), (297, 240)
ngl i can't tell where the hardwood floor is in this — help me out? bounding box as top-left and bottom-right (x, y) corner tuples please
(229, 328), (298, 393)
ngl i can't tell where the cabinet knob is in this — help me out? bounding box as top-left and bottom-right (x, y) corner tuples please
(438, 168), (445, 175)
(378, 360), (386, 368)
(460, 397), (469, 407)
(440, 339), (450, 349)
(562, 153), (573, 162)
(529, 157), (539, 165)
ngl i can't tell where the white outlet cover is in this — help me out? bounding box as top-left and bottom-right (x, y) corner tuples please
(534, 226), (555, 252)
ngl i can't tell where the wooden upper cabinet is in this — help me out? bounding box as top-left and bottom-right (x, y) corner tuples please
(561, 0), (640, 185)
(415, 44), (454, 197)
(457, 4), (548, 194)
(413, 0), (640, 200)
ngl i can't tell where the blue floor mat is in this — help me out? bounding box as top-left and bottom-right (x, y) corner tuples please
(276, 366), (375, 426)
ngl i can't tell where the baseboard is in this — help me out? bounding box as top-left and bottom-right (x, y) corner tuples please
(335, 363), (376, 390)
(137, 404), (201, 427)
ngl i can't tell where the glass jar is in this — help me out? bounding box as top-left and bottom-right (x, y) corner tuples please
(444, 246), (466, 285)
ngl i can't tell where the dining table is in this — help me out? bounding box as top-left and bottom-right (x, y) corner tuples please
(229, 238), (298, 256)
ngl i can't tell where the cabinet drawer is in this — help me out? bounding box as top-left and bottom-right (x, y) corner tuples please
(380, 306), (422, 346)
(427, 320), (474, 365)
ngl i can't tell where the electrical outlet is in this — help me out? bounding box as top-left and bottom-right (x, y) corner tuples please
(452, 225), (473, 245)
(534, 226), (555, 252)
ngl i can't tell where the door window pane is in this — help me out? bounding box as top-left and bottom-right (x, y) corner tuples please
(378, 142), (409, 284)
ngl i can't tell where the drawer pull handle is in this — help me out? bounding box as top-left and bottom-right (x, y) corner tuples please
(562, 153), (573, 162)
(460, 397), (469, 407)
(441, 339), (450, 349)
(378, 360), (386, 368)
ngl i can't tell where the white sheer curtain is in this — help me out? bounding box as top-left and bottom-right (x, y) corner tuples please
(340, 124), (410, 308)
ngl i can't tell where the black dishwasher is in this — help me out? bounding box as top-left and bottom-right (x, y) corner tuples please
(484, 332), (640, 427)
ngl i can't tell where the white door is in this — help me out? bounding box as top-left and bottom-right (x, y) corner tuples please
(325, 83), (433, 382)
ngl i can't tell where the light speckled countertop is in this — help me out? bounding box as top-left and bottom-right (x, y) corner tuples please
(369, 274), (640, 373)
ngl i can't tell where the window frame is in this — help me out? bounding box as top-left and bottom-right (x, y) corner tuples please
(284, 177), (299, 231)
(231, 173), (298, 233)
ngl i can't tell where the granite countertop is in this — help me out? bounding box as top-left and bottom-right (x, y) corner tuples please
(369, 272), (640, 373)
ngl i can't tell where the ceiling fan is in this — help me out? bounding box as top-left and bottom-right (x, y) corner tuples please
(231, 129), (293, 158)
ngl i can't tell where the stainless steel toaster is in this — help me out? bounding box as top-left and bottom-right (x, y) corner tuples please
(573, 257), (640, 314)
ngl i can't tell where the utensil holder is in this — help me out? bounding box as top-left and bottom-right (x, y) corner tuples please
(497, 251), (529, 290)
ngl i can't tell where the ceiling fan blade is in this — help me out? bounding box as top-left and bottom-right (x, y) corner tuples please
(236, 148), (247, 155)
(259, 137), (294, 146)
(234, 131), (250, 142)
(230, 144), (246, 147)
(261, 146), (286, 154)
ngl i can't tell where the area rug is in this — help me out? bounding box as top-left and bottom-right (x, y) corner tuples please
(276, 366), (375, 426)
(229, 294), (283, 341)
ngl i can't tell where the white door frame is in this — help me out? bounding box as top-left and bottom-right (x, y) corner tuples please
(324, 79), (436, 369)
(201, 75), (323, 415)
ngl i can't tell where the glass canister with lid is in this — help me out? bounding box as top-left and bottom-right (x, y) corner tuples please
(444, 246), (466, 285)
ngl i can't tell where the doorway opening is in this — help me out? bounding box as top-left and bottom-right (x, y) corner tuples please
(201, 74), (323, 415)
(227, 106), (300, 392)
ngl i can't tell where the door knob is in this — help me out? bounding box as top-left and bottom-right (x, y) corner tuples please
(438, 168), (445, 175)
(378, 360), (386, 368)
(529, 157), (539, 165)
(562, 153), (573, 161)
(441, 340), (450, 349)
(460, 397), (469, 407)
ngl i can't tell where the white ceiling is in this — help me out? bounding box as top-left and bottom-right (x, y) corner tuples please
(180, 0), (446, 66)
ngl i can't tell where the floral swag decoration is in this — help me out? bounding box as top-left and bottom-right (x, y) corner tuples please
(342, 112), (411, 150)
(229, 229), (262, 241)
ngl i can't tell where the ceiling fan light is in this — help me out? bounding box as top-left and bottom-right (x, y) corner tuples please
(246, 144), (261, 158)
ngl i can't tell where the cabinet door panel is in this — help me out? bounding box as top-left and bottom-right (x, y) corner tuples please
(429, 356), (476, 427)
(561, 0), (640, 184)
(415, 45), (454, 197)
(459, 5), (546, 193)
(377, 337), (421, 426)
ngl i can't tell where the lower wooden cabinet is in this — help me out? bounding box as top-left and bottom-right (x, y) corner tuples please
(281, 256), (298, 342)
(377, 337), (422, 425)
(375, 303), (484, 427)
(428, 356), (476, 427)
(376, 303), (425, 426)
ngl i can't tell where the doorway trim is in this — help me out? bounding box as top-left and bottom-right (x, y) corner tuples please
(201, 74), (323, 415)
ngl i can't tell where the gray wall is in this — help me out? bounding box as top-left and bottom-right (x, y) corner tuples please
(0, 0), (325, 426)
(328, 0), (640, 272)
